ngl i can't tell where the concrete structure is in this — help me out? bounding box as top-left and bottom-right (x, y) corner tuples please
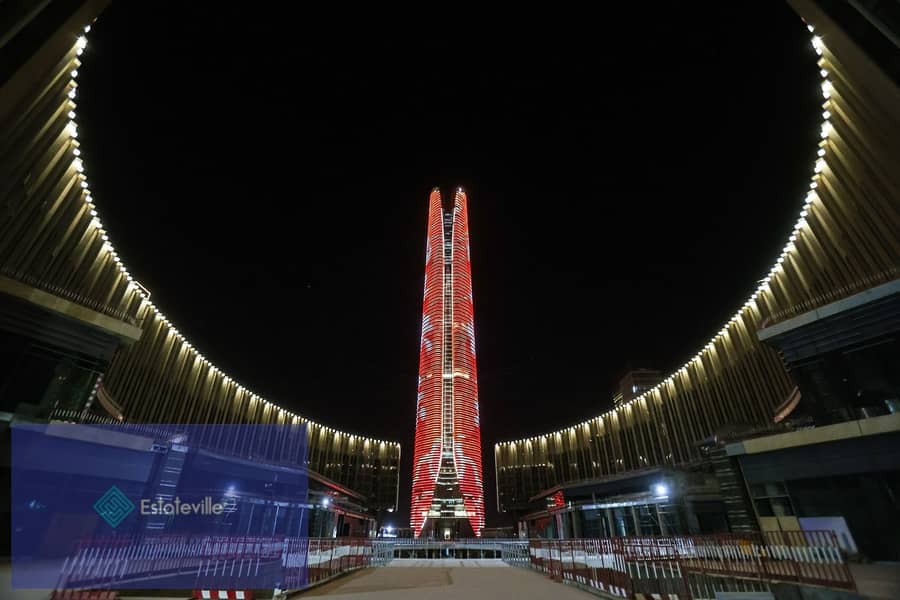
(411, 188), (485, 539)
(725, 272), (900, 561)
(757, 278), (900, 425)
(726, 413), (900, 561)
(518, 468), (726, 539)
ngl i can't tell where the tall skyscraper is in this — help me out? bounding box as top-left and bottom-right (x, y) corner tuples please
(411, 188), (485, 538)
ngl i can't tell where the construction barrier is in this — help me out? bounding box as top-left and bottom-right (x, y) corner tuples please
(56, 536), (375, 592)
(676, 531), (855, 591)
(193, 591), (253, 599)
(50, 592), (118, 600)
(517, 531), (855, 599)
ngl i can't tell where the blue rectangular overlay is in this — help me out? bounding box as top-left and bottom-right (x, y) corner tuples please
(12, 423), (310, 590)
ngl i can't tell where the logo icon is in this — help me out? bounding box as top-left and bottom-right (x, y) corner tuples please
(93, 485), (135, 528)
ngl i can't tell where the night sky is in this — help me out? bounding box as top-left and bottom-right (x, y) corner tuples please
(77, 3), (820, 527)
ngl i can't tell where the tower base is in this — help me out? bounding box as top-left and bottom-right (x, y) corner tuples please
(419, 517), (475, 540)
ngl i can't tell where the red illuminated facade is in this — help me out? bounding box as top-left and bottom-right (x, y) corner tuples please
(411, 188), (485, 538)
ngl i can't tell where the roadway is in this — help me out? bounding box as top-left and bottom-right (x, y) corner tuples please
(297, 559), (596, 598)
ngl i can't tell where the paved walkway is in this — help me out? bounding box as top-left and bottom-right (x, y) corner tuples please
(0, 561), (52, 600)
(850, 563), (900, 600)
(298, 560), (595, 598)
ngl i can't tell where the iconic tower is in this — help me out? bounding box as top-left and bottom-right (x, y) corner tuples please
(411, 188), (485, 538)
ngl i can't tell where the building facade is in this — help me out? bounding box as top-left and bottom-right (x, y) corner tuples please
(0, 0), (401, 534)
(615, 369), (663, 408)
(738, 277), (900, 561)
(411, 188), (485, 538)
(495, 0), (900, 545)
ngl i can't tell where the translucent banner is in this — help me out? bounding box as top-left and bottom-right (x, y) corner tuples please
(12, 423), (309, 590)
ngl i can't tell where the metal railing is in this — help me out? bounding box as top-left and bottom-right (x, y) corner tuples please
(384, 537), (525, 559)
(50, 532), (856, 597)
(56, 536), (378, 592)
(388, 537), (513, 547)
(49, 409), (121, 425)
(508, 531), (856, 599)
(283, 538), (377, 590)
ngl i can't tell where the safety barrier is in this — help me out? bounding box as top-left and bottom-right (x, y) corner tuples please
(675, 531), (854, 591)
(497, 541), (530, 566)
(528, 539), (631, 597)
(514, 531), (855, 599)
(388, 537), (508, 547)
(283, 538), (374, 589)
(386, 537), (513, 558)
(50, 592), (118, 600)
(55, 536), (376, 592)
(50, 532), (855, 597)
(192, 591), (252, 599)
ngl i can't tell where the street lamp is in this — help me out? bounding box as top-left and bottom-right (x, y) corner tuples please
(652, 483), (670, 535)
(318, 497), (330, 539)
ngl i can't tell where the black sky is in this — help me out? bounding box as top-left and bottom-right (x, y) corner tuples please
(77, 3), (821, 527)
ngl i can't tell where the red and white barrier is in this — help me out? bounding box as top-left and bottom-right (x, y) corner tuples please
(525, 531), (855, 598)
(57, 536), (375, 590)
(193, 591), (253, 600)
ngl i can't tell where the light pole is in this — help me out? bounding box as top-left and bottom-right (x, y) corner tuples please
(317, 497), (330, 538)
(652, 483), (670, 536)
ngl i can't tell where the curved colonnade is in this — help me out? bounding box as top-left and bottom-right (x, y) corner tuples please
(0, 1), (400, 507)
(494, 1), (900, 510)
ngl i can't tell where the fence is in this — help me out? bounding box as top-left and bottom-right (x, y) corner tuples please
(55, 536), (376, 592)
(516, 531), (855, 599)
(50, 531), (856, 597)
(283, 538), (376, 589)
(388, 537), (508, 546)
(387, 537), (514, 558)
(498, 541), (531, 566)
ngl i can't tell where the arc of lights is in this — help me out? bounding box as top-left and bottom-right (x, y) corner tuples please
(66, 26), (399, 451)
(497, 25), (836, 451)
